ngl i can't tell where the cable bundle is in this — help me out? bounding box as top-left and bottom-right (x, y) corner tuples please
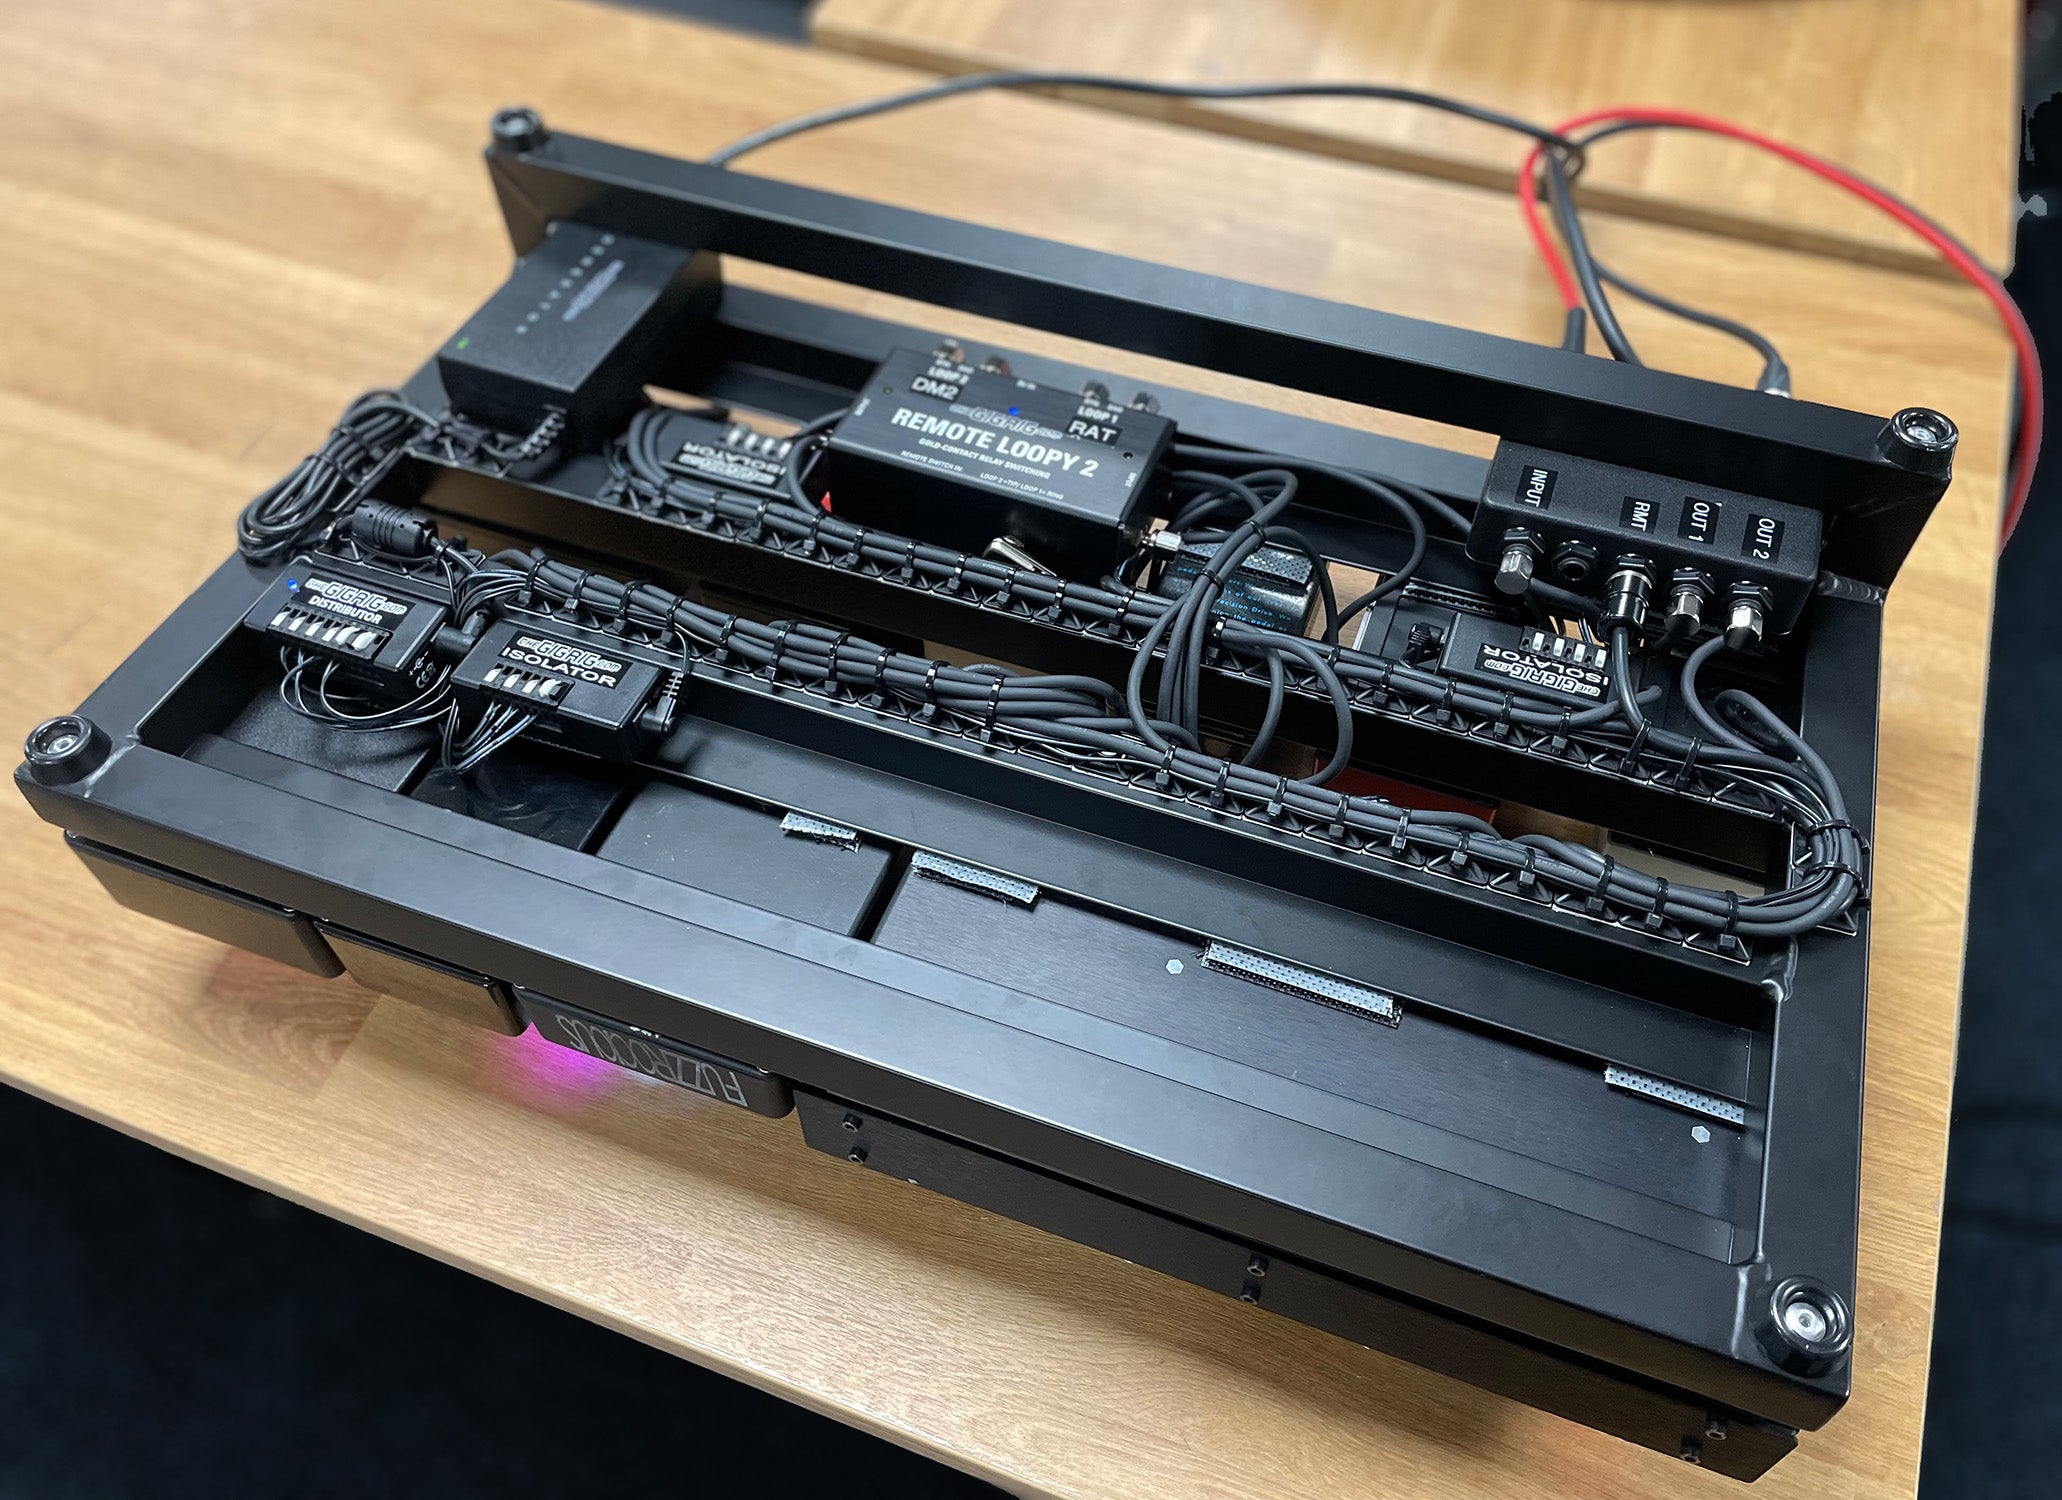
(618, 408), (1723, 803)
(236, 392), (438, 563)
(457, 536), (1860, 942)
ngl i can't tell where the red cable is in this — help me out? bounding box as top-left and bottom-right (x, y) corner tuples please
(1518, 106), (2040, 548)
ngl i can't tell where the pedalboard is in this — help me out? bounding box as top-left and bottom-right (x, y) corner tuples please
(16, 113), (1962, 1483)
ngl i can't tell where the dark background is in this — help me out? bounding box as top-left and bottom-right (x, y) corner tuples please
(4, 1), (2058, 1494)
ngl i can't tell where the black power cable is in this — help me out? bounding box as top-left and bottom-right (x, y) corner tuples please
(707, 71), (1794, 396)
(237, 392), (437, 563)
(704, 71), (1586, 168)
(1546, 120), (1796, 393)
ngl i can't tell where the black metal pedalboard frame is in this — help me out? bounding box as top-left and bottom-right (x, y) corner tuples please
(16, 117), (1961, 1480)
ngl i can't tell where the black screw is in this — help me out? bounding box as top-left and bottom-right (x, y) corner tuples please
(846, 1146), (867, 1164)
(1756, 1277), (1853, 1375)
(1246, 1255), (1269, 1278)
(840, 1112), (862, 1132)
(1237, 1288), (1259, 1304)
(491, 106), (547, 152)
(24, 715), (110, 786)
(1880, 407), (1958, 471)
(1705, 1418), (1728, 1441)
(1889, 406), (1957, 454)
(1679, 1439), (1702, 1465)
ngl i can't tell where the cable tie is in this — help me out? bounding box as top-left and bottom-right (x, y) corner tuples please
(1620, 721), (1650, 774)
(766, 620), (796, 680)
(1646, 877), (1670, 930)
(947, 557), (968, 595)
(1518, 845), (1540, 892)
(612, 579), (646, 630)
(1676, 733), (1706, 788)
(568, 569), (597, 619)
(522, 552), (548, 605)
(1721, 889), (1743, 941)
(1436, 680), (1456, 725)
(713, 615), (740, 663)
(1493, 691), (1515, 739)
(1551, 707), (1573, 753)
(664, 597), (693, 652)
(801, 509), (828, 557)
(918, 659), (944, 720)
(1044, 578), (1068, 623)
(893, 536), (918, 580)
(1450, 831), (1472, 870)
(870, 645), (893, 696)
(1587, 855), (1617, 914)
(1390, 808), (1412, 854)
(822, 630), (851, 689)
(1209, 759), (1232, 806)
(1155, 744), (1177, 789)
(979, 674), (1005, 741)
(1266, 775), (1288, 819)
(832, 524), (864, 571)
(1111, 586), (1138, 636)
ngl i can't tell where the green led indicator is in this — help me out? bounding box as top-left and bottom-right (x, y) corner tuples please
(455, 336), (470, 350)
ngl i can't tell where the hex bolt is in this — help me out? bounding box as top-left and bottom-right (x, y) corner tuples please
(490, 106), (548, 152)
(24, 715), (111, 786)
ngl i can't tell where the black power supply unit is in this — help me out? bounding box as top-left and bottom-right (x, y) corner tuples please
(436, 224), (715, 442)
(823, 346), (1174, 575)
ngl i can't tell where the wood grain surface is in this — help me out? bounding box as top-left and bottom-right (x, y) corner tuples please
(813, 0), (2021, 274)
(0, 1), (2005, 1495)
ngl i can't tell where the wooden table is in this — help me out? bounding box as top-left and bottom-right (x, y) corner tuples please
(0, 1), (2005, 1495)
(813, 0), (2022, 273)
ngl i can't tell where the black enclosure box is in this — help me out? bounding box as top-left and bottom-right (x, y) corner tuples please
(436, 224), (715, 441)
(823, 346), (1173, 574)
(1469, 442), (1824, 635)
